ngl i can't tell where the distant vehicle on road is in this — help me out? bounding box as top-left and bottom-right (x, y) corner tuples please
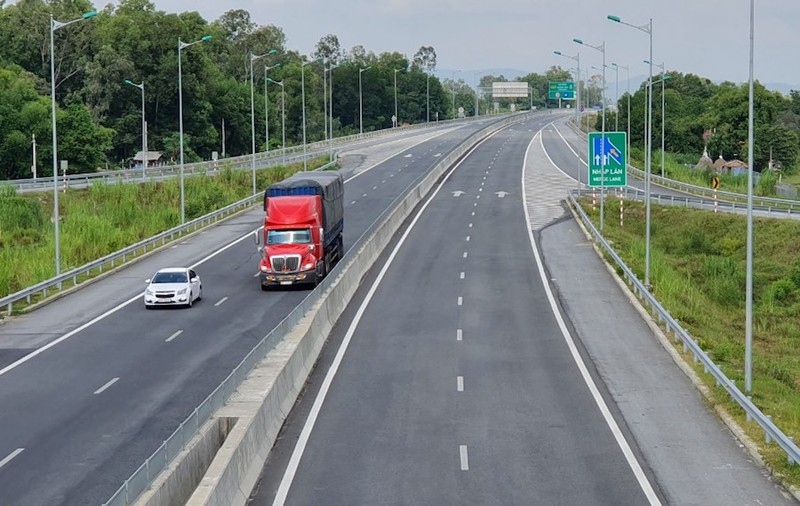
(144, 267), (202, 308)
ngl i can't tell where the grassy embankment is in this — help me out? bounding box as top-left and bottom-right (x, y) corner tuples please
(0, 158), (330, 301)
(579, 196), (800, 485)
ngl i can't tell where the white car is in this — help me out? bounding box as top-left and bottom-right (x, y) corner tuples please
(144, 267), (202, 308)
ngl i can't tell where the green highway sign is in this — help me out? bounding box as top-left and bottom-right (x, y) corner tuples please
(587, 131), (627, 187)
(548, 81), (575, 100)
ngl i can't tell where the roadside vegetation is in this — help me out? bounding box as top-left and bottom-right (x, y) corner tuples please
(0, 158), (329, 299)
(580, 197), (800, 485)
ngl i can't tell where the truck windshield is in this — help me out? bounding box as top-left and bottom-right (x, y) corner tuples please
(267, 229), (311, 245)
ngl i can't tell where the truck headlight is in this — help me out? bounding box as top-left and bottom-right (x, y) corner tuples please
(260, 264), (271, 273)
(302, 262), (315, 271)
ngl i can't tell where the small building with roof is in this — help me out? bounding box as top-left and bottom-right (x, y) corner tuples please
(133, 151), (164, 170)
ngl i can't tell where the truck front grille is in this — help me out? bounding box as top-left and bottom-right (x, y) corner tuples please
(271, 255), (301, 273)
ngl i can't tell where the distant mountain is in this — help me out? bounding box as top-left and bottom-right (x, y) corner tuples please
(764, 83), (799, 95)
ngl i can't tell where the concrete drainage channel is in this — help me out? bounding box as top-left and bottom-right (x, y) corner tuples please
(120, 113), (531, 506)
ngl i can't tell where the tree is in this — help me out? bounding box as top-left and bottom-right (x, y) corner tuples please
(411, 46), (436, 72)
(313, 34), (344, 64)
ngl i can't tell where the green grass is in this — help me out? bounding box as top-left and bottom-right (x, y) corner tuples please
(0, 158), (331, 299)
(581, 197), (800, 484)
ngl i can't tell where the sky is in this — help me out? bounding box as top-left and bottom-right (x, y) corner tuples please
(49, 0), (800, 89)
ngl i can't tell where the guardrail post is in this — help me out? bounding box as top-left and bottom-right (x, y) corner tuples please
(766, 416), (773, 444)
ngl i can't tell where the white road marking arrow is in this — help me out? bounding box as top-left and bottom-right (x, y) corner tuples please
(495, 191), (509, 198)
(452, 190), (465, 197)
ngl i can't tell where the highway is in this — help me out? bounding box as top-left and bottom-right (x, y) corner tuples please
(0, 118), (506, 505)
(250, 117), (796, 505)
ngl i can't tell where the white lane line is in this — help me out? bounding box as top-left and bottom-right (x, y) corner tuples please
(214, 297), (229, 307)
(93, 377), (119, 395)
(476, 195), (480, 199)
(381, 180), (386, 183)
(362, 193), (367, 197)
(469, 223), (473, 227)
(165, 330), (183, 342)
(479, 188), (483, 192)
(457, 376), (464, 392)
(253, 272), (260, 277)
(523, 131), (662, 506)
(0, 225), (257, 378)
(372, 186), (378, 190)
(459, 445), (469, 470)
(460, 272), (465, 279)
(271, 126), (507, 506)
(351, 201), (357, 205)
(463, 252), (468, 259)
(458, 297), (463, 306)
(466, 236), (471, 242)
(457, 329), (463, 341)
(471, 212), (475, 216)
(0, 448), (24, 469)
(473, 203), (477, 207)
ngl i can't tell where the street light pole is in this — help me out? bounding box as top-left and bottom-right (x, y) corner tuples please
(264, 61), (280, 158)
(250, 50), (274, 195)
(301, 58), (321, 171)
(50, 10), (97, 276)
(124, 79), (146, 181)
(745, 0), (755, 392)
(359, 66), (370, 134)
(646, 60), (666, 178)
(394, 68), (400, 127)
(267, 78), (286, 166)
(612, 63), (631, 171)
(574, 38), (606, 230)
(553, 50), (581, 130)
(178, 35), (212, 224)
(426, 71), (430, 123)
(608, 14), (654, 286)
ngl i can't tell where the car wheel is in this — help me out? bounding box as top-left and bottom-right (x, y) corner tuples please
(197, 286), (202, 301)
(187, 293), (193, 308)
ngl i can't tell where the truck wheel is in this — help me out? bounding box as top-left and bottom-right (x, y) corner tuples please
(261, 284), (269, 291)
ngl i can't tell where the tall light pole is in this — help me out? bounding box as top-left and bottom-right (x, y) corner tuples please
(394, 68), (401, 127)
(264, 61), (281, 157)
(301, 58), (322, 171)
(645, 60), (666, 178)
(745, 0), (755, 392)
(267, 78), (286, 166)
(327, 59), (347, 161)
(553, 50), (581, 129)
(124, 79), (146, 181)
(359, 66), (370, 134)
(574, 38), (606, 230)
(608, 13), (654, 286)
(426, 71), (430, 123)
(612, 62), (631, 170)
(50, 10), (97, 276)
(178, 35), (212, 224)
(31, 134), (37, 180)
(250, 50), (275, 195)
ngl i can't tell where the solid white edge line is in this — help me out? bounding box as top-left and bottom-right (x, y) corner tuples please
(522, 130), (662, 505)
(0, 448), (24, 469)
(166, 330), (184, 343)
(93, 377), (119, 395)
(459, 445), (469, 470)
(214, 297), (229, 307)
(271, 127), (507, 506)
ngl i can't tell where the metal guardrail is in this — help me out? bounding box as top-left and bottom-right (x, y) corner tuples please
(568, 190), (800, 466)
(101, 111), (533, 506)
(564, 121), (800, 211)
(2, 115), (493, 192)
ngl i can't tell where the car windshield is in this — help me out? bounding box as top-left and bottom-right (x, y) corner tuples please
(267, 229), (311, 245)
(152, 271), (188, 283)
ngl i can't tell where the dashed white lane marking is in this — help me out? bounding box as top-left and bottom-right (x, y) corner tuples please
(253, 272), (260, 277)
(170, 245), (179, 249)
(460, 272), (465, 279)
(214, 297), (229, 307)
(166, 330), (183, 342)
(381, 180), (386, 183)
(457, 329), (463, 341)
(362, 193), (367, 197)
(460, 445), (469, 470)
(271, 125), (506, 506)
(351, 201), (357, 205)
(466, 236), (471, 241)
(479, 188), (483, 192)
(476, 195), (480, 199)
(469, 223), (473, 227)
(458, 297), (463, 306)
(0, 448), (24, 469)
(457, 376), (464, 392)
(473, 203), (477, 207)
(372, 186), (378, 190)
(94, 377), (119, 395)
(471, 212), (475, 216)
(463, 252), (468, 258)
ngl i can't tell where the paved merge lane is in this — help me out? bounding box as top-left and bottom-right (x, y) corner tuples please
(0, 119), (508, 505)
(253, 117), (657, 505)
